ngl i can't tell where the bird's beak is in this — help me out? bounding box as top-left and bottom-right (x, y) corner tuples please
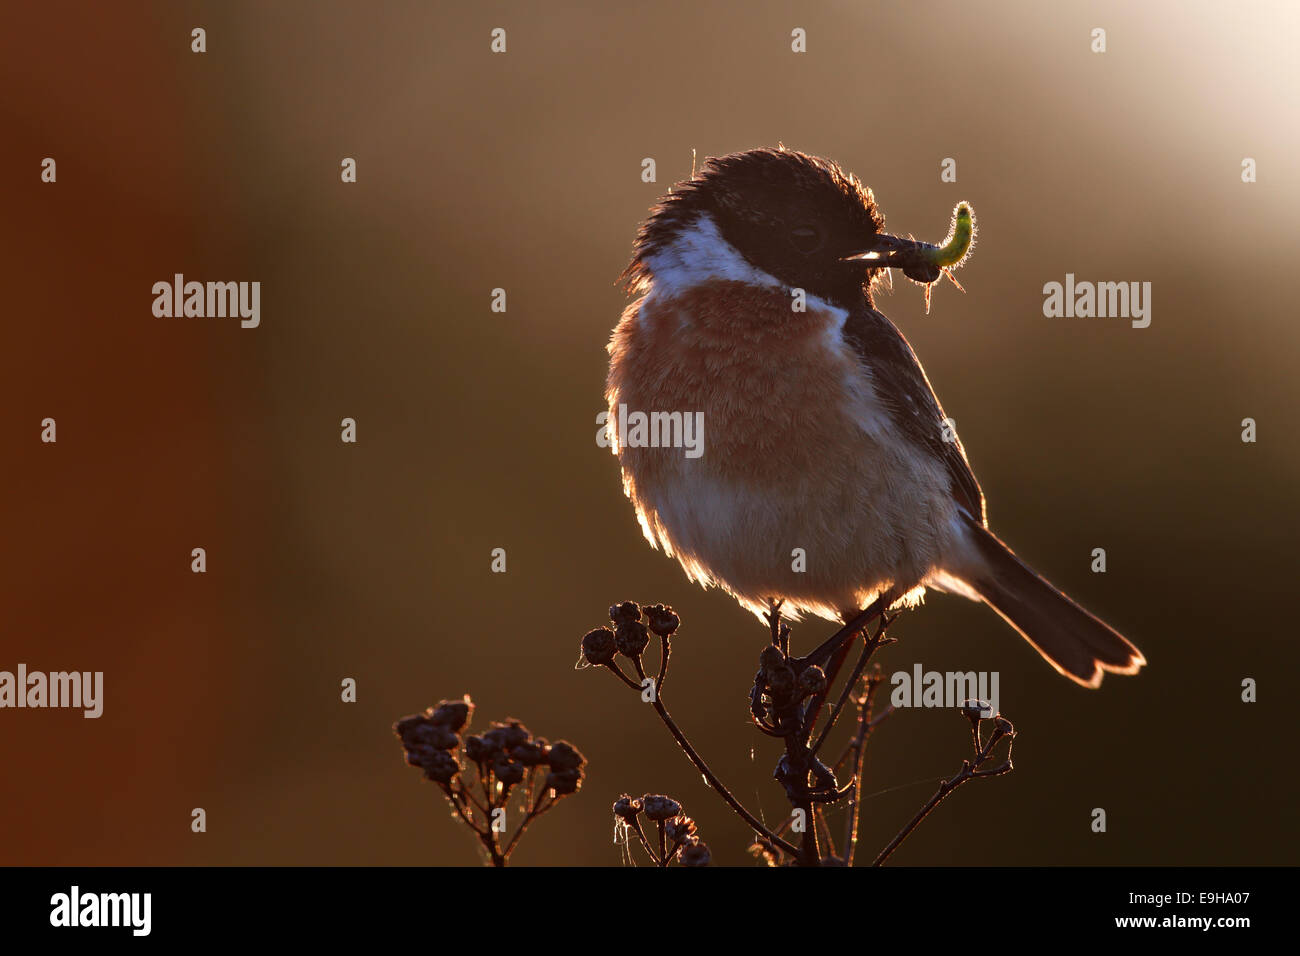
(841, 233), (937, 268)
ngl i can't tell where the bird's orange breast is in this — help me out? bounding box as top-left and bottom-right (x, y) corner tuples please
(608, 280), (851, 486)
(606, 279), (958, 620)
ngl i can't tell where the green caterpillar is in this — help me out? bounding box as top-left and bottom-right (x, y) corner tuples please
(923, 202), (974, 269)
(902, 202), (974, 311)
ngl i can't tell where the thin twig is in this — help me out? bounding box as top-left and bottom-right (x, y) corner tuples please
(626, 656), (801, 858)
(626, 816), (658, 863)
(602, 660), (644, 692)
(443, 782), (505, 866)
(815, 806), (837, 862)
(501, 777), (554, 858)
(873, 716), (1015, 867)
(655, 634), (671, 697)
(843, 675), (886, 866)
(810, 614), (894, 759)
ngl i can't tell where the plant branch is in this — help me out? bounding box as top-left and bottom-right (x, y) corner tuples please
(625, 655), (801, 858)
(873, 714), (1016, 867)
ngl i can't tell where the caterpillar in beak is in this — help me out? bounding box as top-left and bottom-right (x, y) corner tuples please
(903, 202), (975, 313)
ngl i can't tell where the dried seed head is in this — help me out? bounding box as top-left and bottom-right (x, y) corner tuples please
(546, 741), (586, 772)
(664, 815), (697, 842)
(420, 750), (461, 785)
(430, 725), (461, 751)
(403, 746), (433, 768)
(510, 740), (548, 766)
(546, 768), (583, 795)
(959, 700), (986, 720)
(766, 664), (797, 701)
(758, 644), (786, 674)
(493, 757), (525, 787)
(484, 720), (532, 752)
(429, 698), (473, 732)
(641, 794), (682, 821)
(394, 714), (459, 753)
(797, 665), (827, 698)
(581, 626), (618, 666)
(464, 734), (496, 763)
(644, 604), (680, 637)
(609, 601), (642, 625)
(612, 794), (643, 820)
(749, 838), (780, 867)
(614, 619), (650, 658)
(393, 715), (425, 739)
(679, 839), (711, 866)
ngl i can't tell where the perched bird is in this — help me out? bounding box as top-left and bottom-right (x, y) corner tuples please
(605, 146), (1144, 687)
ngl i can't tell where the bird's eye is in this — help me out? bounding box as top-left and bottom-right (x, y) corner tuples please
(790, 223), (823, 254)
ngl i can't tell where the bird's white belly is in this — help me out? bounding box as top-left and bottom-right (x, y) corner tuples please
(627, 428), (957, 621)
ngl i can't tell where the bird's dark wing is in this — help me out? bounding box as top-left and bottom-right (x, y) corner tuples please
(842, 305), (986, 524)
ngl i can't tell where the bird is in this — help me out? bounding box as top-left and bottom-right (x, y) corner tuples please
(605, 146), (1145, 688)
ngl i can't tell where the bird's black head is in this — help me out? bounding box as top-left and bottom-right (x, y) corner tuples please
(624, 147), (921, 309)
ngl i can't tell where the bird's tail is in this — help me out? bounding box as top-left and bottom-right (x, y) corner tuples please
(954, 517), (1145, 687)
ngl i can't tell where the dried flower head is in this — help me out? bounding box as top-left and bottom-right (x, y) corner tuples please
(679, 839), (711, 866)
(493, 757), (525, 787)
(430, 698), (473, 732)
(464, 734), (494, 763)
(609, 601), (642, 625)
(758, 644), (786, 673)
(766, 663), (797, 701)
(396, 697), (588, 866)
(612, 794), (643, 820)
(644, 604), (680, 637)
(485, 720), (531, 752)
(614, 619), (650, 658)
(664, 815), (697, 843)
(546, 741), (586, 772)
(546, 769), (583, 796)
(417, 749), (460, 784)
(510, 739), (548, 766)
(642, 794), (683, 821)
(580, 626), (618, 666)
(797, 664), (827, 698)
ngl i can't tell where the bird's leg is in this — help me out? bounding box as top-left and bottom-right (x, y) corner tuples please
(771, 593), (897, 844)
(792, 592), (893, 671)
(766, 598), (781, 644)
(799, 633), (858, 744)
(765, 598), (790, 655)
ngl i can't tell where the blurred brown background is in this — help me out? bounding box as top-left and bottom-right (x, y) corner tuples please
(2, 0), (1297, 866)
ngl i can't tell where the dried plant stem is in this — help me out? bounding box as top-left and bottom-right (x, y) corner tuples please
(629, 654), (802, 858)
(843, 685), (888, 865)
(809, 615), (894, 759)
(584, 599), (1017, 868)
(441, 782), (506, 866)
(873, 717), (1015, 867)
(501, 786), (555, 858)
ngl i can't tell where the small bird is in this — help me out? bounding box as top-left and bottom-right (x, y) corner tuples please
(605, 146), (1145, 687)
